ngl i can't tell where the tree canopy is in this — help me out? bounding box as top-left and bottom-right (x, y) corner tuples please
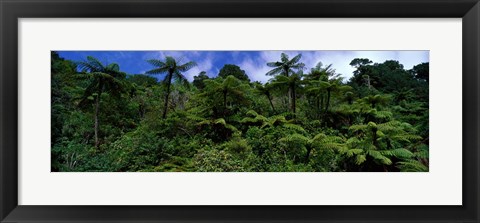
(218, 64), (250, 82)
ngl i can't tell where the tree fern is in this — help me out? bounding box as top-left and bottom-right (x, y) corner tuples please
(145, 56), (197, 119)
(279, 132), (345, 163)
(196, 117), (240, 138)
(344, 119), (423, 171)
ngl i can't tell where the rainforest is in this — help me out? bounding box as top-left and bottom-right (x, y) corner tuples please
(51, 51), (429, 172)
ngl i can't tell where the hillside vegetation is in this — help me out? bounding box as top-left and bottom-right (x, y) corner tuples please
(51, 52), (429, 172)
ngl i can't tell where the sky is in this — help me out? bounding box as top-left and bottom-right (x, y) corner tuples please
(57, 51), (429, 83)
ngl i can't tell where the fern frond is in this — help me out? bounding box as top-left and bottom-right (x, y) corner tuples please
(414, 145), (429, 159)
(377, 120), (402, 128)
(346, 148), (363, 157)
(279, 134), (309, 144)
(214, 118), (227, 126)
(397, 160), (428, 172)
(391, 134), (422, 142)
(349, 124), (368, 132)
(282, 123), (306, 133)
(355, 154), (367, 165)
(320, 143), (344, 151)
(367, 150), (392, 165)
(312, 133), (327, 142)
(381, 148), (414, 158)
(245, 110), (259, 117)
(197, 120), (211, 126)
(373, 110), (393, 119)
(336, 146), (350, 154)
(240, 117), (258, 123)
(187, 114), (205, 122)
(224, 124), (239, 133)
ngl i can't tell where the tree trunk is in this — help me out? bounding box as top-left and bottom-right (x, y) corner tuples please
(305, 146), (312, 163)
(285, 69), (292, 109)
(291, 85), (296, 116)
(223, 90), (227, 115)
(320, 95), (324, 115)
(316, 97), (321, 119)
(162, 73), (173, 119)
(267, 95), (275, 112)
(178, 93), (185, 110)
(372, 128), (379, 148)
(325, 89), (331, 113)
(94, 86), (102, 148)
(139, 102), (145, 119)
(288, 88), (292, 110)
(365, 75), (371, 89)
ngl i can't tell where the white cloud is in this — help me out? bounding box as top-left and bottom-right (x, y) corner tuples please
(184, 53), (215, 81)
(239, 57), (272, 83)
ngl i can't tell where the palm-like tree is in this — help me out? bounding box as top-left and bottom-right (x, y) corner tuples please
(304, 61), (338, 81)
(320, 78), (352, 113)
(254, 82), (275, 112)
(77, 56), (127, 148)
(145, 56), (197, 119)
(197, 117), (239, 136)
(344, 91), (355, 105)
(362, 94), (391, 109)
(266, 53), (305, 107)
(266, 53), (305, 77)
(305, 62), (350, 114)
(271, 73), (303, 115)
(279, 133), (344, 163)
(201, 75), (248, 117)
(342, 121), (421, 171)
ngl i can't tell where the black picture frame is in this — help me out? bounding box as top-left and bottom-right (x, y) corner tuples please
(1, 0), (479, 222)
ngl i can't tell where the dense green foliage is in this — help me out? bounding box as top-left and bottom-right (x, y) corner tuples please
(51, 52), (429, 172)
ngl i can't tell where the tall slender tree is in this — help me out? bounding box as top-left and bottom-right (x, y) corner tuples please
(362, 94), (391, 109)
(266, 53), (305, 107)
(271, 73), (303, 115)
(304, 62), (337, 81)
(320, 78), (352, 113)
(254, 82), (276, 112)
(77, 56), (127, 148)
(202, 75), (247, 117)
(306, 62), (350, 115)
(145, 56), (197, 119)
(279, 133), (344, 163)
(266, 53), (305, 77)
(304, 62), (335, 117)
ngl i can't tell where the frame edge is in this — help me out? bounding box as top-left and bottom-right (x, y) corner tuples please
(1, 0), (479, 222)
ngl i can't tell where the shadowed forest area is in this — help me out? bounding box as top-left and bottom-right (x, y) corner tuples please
(51, 51), (429, 172)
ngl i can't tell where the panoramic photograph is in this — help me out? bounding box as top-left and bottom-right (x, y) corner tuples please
(51, 50), (429, 172)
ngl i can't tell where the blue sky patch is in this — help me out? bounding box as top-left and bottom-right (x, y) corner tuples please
(57, 50), (429, 83)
